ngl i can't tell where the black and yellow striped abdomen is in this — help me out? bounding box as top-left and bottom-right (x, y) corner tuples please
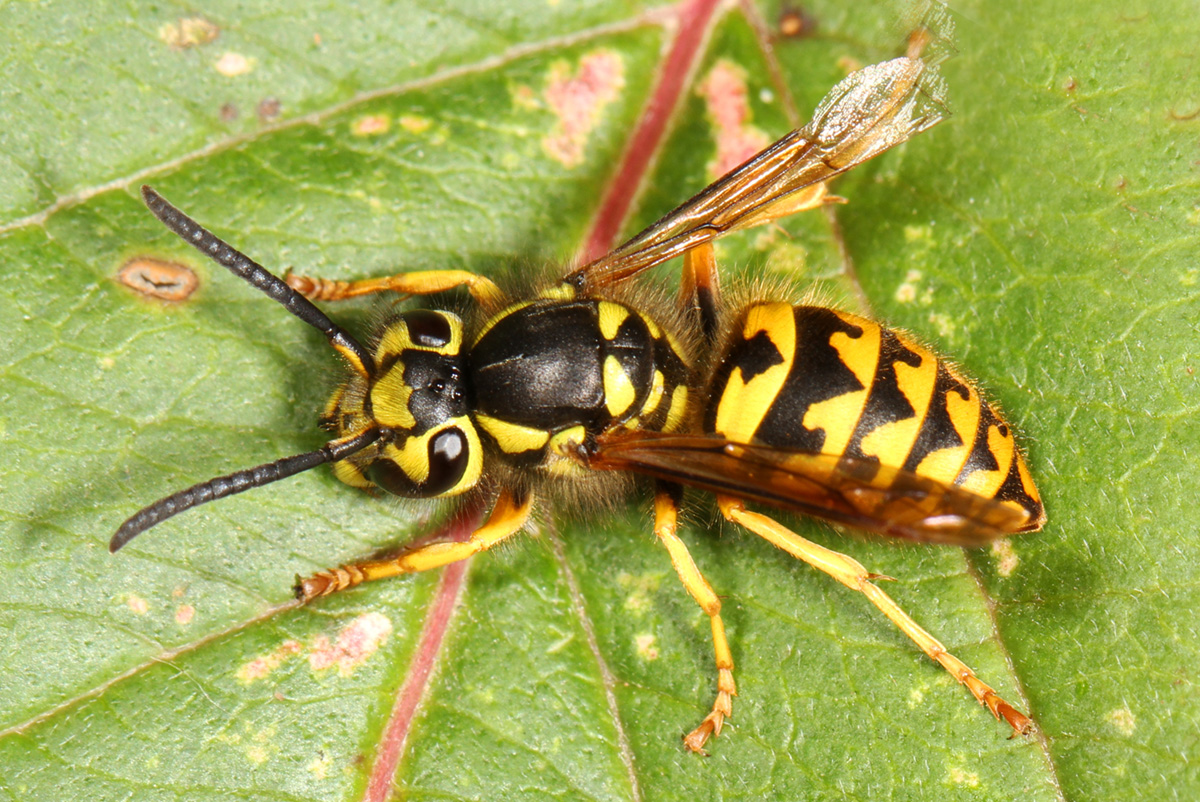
(705, 303), (1043, 529)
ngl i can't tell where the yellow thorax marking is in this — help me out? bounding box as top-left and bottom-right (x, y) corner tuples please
(603, 355), (638, 417)
(598, 301), (631, 341)
(474, 300), (536, 344)
(476, 414), (551, 454)
(664, 384), (690, 431)
(641, 370), (667, 418)
(540, 283), (576, 301)
(546, 425), (588, 476)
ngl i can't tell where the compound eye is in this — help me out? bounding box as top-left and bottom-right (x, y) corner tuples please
(366, 427), (470, 498)
(424, 427), (469, 495)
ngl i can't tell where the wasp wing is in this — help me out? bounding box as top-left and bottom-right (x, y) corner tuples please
(588, 431), (1037, 546)
(567, 56), (948, 290)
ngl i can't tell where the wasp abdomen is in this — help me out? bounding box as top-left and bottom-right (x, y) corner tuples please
(707, 304), (1042, 527)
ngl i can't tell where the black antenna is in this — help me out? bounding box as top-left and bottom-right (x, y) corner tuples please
(110, 428), (383, 552)
(140, 185), (376, 377)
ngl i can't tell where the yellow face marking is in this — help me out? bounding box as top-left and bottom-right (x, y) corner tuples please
(446, 417), (484, 495)
(859, 341), (937, 467)
(915, 383), (981, 484)
(333, 343), (370, 378)
(715, 302), (796, 442)
(384, 435), (432, 484)
(801, 316), (881, 457)
(332, 459), (373, 489)
(369, 366), (416, 429)
(377, 313), (463, 360)
(603, 354), (638, 417)
(664, 384), (690, 431)
(958, 423), (1017, 497)
(598, 301), (631, 341)
(323, 385), (347, 421)
(476, 414), (551, 454)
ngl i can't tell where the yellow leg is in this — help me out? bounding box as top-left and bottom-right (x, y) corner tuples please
(653, 484), (737, 753)
(296, 488), (534, 601)
(286, 268), (504, 308)
(717, 495), (1033, 736)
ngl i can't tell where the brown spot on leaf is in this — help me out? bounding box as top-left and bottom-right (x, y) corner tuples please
(1169, 104), (1200, 121)
(174, 604), (195, 625)
(257, 97), (282, 121)
(541, 51), (626, 168)
(777, 6), (816, 39)
(119, 257), (198, 302)
(219, 102), (238, 122)
(696, 61), (770, 179)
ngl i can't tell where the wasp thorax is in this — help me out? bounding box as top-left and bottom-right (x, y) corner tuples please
(328, 309), (483, 498)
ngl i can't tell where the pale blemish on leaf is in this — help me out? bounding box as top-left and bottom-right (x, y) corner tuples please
(947, 766), (980, 787)
(894, 269), (923, 303)
(635, 633), (659, 660)
(308, 611), (393, 676)
(1107, 705), (1137, 736)
(237, 640), (303, 683)
(174, 604), (195, 625)
(214, 52), (255, 77)
(926, 312), (954, 339)
(907, 686), (926, 708)
(118, 257), (198, 302)
(352, 114), (391, 137)
(308, 754), (332, 780)
(244, 723), (278, 765)
(991, 539), (1020, 577)
(696, 60), (770, 180)
(126, 594), (148, 615)
(905, 224), (933, 244)
(541, 50), (625, 168)
(158, 17), (219, 49)
(399, 115), (432, 134)
(618, 571), (662, 615)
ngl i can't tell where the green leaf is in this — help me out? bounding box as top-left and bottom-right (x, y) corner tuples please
(2, 1), (1197, 800)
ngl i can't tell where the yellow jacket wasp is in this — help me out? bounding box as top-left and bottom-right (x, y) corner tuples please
(112, 53), (1043, 751)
